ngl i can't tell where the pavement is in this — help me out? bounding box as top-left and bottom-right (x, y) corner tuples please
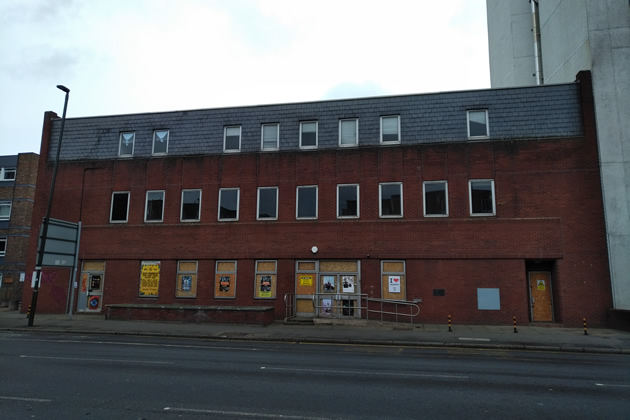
(1, 308), (629, 354)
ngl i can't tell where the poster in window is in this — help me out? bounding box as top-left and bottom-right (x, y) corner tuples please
(220, 276), (230, 292)
(181, 275), (192, 292)
(388, 275), (401, 293)
(342, 276), (355, 293)
(322, 298), (332, 316)
(139, 261), (160, 297)
(323, 276), (335, 292)
(259, 275), (272, 297)
(215, 273), (236, 299)
(300, 275), (313, 287)
(89, 275), (102, 291)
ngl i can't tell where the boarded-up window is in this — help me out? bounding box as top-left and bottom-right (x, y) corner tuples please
(176, 261), (197, 298)
(255, 260), (277, 299)
(381, 260), (406, 300)
(215, 261), (237, 299)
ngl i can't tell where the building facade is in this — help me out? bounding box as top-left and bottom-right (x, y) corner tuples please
(0, 153), (39, 309)
(22, 71), (612, 327)
(487, 0), (630, 320)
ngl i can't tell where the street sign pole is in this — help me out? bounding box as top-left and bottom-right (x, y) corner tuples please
(28, 85), (70, 327)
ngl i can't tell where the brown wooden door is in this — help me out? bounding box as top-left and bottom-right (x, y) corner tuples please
(529, 271), (553, 322)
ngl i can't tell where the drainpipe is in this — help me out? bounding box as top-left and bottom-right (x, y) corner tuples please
(531, 0), (544, 85)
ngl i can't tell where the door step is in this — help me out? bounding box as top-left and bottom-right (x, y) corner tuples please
(284, 317), (315, 325)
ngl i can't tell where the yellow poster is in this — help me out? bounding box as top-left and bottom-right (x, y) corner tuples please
(140, 261), (160, 296)
(537, 280), (545, 291)
(300, 275), (313, 287)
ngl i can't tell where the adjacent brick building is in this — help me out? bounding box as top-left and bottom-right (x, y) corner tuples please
(22, 71), (612, 327)
(0, 152), (39, 309)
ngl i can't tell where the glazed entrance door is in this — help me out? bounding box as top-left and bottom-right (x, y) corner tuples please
(318, 274), (359, 318)
(529, 271), (553, 322)
(78, 261), (105, 312)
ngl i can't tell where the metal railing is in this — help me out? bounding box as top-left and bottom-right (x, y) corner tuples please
(282, 293), (420, 324)
(284, 292), (296, 321)
(363, 297), (420, 324)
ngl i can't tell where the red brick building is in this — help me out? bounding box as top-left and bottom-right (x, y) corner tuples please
(0, 152), (39, 309)
(22, 71), (612, 327)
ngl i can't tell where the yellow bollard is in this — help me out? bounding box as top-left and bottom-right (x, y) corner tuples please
(448, 314), (453, 332)
(513, 316), (518, 333)
(583, 317), (588, 336)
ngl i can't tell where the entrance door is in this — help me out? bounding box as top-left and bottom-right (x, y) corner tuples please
(529, 271), (553, 322)
(78, 261), (105, 312)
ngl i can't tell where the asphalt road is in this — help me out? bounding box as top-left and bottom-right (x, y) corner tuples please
(1, 332), (628, 419)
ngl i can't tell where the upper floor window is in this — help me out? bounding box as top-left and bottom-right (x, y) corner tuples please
(423, 181), (448, 217)
(379, 183), (403, 218)
(337, 184), (359, 218)
(257, 187), (278, 220)
(0, 167), (16, 181)
(380, 116), (400, 144)
(218, 188), (240, 221)
(0, 202), (11, 221)
(261, 124), (279, 151)
(181, 189), (201, 222)
(296, 185), (317, 219)
(339, 119), (358, 147)
(469, 180), (495, 216)
(153, 130), (169, 155)
(224, 126), (241, 152)
(145, 190), (165, 222)
(119, 132), (135, 157)
(0, 238), (6, 256)
(110, 192), (130, 223)
(300, 121), (318, 149)
(467, 110), (489, 138)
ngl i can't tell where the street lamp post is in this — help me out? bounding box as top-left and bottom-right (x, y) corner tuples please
(28, 85), (70, 327)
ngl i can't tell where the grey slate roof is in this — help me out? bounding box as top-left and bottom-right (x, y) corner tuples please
(47, 82), (584, 161)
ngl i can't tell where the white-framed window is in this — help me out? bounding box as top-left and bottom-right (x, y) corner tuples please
(152, 129), (169, 155)
(218, 188), (240, 221)
(380, 116), (400, 144)
(257, 187), (278, 220)
(145, 190), (165, 222)
(110, 192), (130, 223)
(339, 119), (358, 147)
(0, 238), (6, 256)
(224, 126), (241, 152)
(181, 189), (201, 222)
(0, 201), (12, 221)
(423, 181), (449, 217)
(261, 124), (279, 151)
(176, 260), (198, 298)
(0, 167), (16, 181)
(215, 260), (237, 298)
(467, 110), (489, 138)
(337, 184), (359, 218)
(118, 132), (135, 157)
(300, 121), (318, 149)
(255, 260), (277, 299)
(469, 179), (496, 216)
(296, 185), (318, 219)
(379, 183), (403, 218)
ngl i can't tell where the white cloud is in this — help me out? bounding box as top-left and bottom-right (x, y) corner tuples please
(0, 0), (489, 155)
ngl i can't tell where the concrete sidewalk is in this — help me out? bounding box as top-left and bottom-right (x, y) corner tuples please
(1, 309), (629, 354)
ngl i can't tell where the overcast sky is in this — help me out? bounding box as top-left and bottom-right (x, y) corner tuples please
(0, 0), (489, 156)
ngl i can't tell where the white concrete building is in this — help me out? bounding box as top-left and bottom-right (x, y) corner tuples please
(487, 0), (630, 313)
